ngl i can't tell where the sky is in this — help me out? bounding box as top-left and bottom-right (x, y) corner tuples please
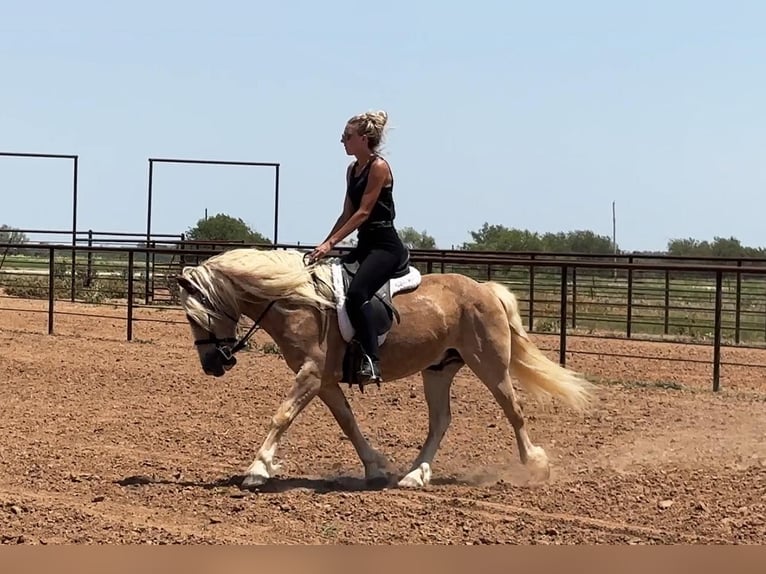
(1, 0), (765, 252)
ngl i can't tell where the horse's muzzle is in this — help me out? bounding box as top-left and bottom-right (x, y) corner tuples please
(201, 347), (237, 377)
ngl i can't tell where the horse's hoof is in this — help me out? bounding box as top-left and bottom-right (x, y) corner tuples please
(398, 463), (432, 489)
(240, 473), (268, 490)
(365, 475), (389, 490)
(525, 446), (551, 484)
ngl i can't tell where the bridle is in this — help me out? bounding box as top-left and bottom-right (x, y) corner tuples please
(179, 276), (275, 367)
(192, 299), (275, 364)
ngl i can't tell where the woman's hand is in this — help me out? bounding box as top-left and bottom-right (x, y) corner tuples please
(308, 240), (334, 263)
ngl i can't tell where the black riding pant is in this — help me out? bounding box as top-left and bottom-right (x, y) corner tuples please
(345, 247), (403, 361)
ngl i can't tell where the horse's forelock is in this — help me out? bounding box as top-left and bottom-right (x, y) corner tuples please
(180, 264), (239, 326)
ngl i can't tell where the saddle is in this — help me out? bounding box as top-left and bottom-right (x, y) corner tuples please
(328, 249), (422, 386)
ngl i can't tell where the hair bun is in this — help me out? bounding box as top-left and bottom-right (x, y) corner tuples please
(347, 109), (390, 152)
(371, 110), (388, 127)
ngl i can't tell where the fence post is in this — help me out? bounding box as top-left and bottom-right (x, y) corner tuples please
(735, 260), (742, 344)
(559, 264), (568, 366)
(664, 269), (670, 335)
(48, 246), (55, 335)
(528, 254), (536, 331)
(127, 250), (134, 341)
(712, 270), (723, 391)
(626, 255), (634, 337)
(85, 229), (93, 287)
(571, 266), (577, 329)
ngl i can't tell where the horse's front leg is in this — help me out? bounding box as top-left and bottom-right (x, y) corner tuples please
(241, 362), (321, 489)
(318, 382), (394, 487)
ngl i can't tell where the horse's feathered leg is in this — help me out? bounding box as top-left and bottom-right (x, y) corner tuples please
(241, 361), (322, 489)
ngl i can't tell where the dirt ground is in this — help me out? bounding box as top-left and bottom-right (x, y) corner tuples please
(1, 296), (766, 545)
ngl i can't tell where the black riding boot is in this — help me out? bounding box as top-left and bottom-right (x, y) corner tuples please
(354, 300), (382, 383)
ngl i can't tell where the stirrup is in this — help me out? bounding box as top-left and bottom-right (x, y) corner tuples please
(357, 353), (382, 389)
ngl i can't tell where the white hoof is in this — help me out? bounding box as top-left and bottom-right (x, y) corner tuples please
(526, 445), (550, 483)
(243, 458), (280, 489)
(398, 463), (432, 488)
(241, 473), (268, 490)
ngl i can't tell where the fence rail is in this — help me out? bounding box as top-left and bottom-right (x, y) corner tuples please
(3, 241), (766, 392)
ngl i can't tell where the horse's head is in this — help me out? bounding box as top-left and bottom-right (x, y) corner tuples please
(177, 269), (242, 378)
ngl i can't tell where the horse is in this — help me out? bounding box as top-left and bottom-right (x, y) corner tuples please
(176, 246), (595, 490)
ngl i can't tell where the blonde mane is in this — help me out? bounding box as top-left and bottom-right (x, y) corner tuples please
(180, 248), (336, 326)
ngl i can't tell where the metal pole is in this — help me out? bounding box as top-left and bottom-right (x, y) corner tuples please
(145, 159), (153, 305)
(559, 265), (568, 366)
(626, 255), (634, 337)
(70, 156), (79, 302)
(735, 260), (742, 343)
(48, 246), (55, 334)
(713, 270), (723, 391)
(273, 164), (280, 244)
(127, 250), (135, 341)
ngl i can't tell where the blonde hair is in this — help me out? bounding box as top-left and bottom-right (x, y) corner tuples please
(347, 110), (389, 151)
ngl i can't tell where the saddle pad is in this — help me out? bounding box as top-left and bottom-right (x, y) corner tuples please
(330, 262), (422, 343)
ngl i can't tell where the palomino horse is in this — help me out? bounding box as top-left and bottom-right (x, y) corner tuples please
(176, 247), (594, 490)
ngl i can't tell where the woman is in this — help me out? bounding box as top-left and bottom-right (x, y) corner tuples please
(308, 110), (408, 384)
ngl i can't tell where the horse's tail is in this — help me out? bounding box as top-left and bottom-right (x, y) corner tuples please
(483, 281), (594, 412)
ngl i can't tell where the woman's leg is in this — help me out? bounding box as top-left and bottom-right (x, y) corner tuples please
(345, 248), (402, 381)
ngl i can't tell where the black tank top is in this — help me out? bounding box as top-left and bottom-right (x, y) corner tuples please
(345, 156), (403, 253)
(346, 156), (396, 230)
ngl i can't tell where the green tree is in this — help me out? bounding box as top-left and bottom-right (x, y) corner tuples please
(667, 237), (711, 257)
(462, 223), (616, 253)
(185, 213), (270, 244)
(0, 225), (29, 255)
(666, 235), (766, 259)
(398, 226), (437, 249)
(710, 236), (743, 258)
(461, 223), (543, 251)
(552, 230), (615, 254)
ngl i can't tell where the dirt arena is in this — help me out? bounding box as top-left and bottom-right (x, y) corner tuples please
(1, 296), (766, 545)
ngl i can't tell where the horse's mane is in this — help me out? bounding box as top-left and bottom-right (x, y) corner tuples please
(179, 248), (336, 325)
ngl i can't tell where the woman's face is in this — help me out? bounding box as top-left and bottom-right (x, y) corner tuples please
(341, 123), (367, 156)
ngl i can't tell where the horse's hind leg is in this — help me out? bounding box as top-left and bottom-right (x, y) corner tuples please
(463, 347), (550, 483)
(398, 361), (462, 489)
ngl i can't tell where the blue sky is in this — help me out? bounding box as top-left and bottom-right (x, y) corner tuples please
(1, 1), (764, 251)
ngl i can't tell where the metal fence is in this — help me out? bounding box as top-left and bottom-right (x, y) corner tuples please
(3, 241), (766, 391)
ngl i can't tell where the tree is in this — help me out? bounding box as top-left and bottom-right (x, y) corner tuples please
(461, 223), (543, 251)
(667, 237), (711, 257)
(0, 225), (29, 255)
(461, 223), (616, 253)
(398, 226), (437, 249)
(666, 235), (766, 259)
(185, 213), (270, 244)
